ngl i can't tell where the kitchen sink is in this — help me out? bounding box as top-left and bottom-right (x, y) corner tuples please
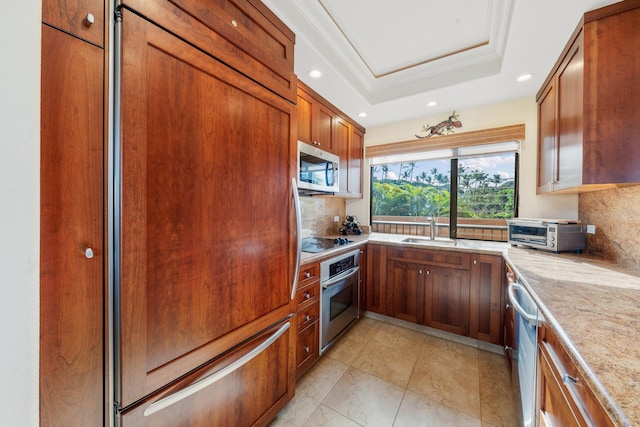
(401, 237), (458, 245)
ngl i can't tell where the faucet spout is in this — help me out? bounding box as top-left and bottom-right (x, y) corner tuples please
(428, 216), (436, 240)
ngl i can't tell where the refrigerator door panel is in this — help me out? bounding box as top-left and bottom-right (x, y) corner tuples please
(118, 318), (296, 427)
(115, 9), (295, 407)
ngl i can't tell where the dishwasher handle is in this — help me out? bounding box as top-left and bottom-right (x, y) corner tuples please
(507, 281), (543, 327)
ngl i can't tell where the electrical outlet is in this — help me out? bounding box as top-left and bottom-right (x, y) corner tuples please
(587, 224), (596, 234)
(334, 216), (340, 222)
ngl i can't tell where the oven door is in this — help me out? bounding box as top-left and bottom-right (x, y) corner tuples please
(320, 266), (360, 353)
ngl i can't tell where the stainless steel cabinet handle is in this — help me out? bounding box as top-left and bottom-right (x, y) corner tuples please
(144, 322), (290, 417)
(473, 259), (477, 265)
(231, 19), (238, 27)
(84, 247), (94, 259)
(562, 374), (578, 385)
(304, 292), (311, 300)
(305, 272), (311, 279)
(322, 266), (360, 288)
(305, 314), (312, 322)
(304, 346), (310, 353)
(507, 282), (542, 326)
(291, 178), (302, 299)
(85, 13), (95, 25)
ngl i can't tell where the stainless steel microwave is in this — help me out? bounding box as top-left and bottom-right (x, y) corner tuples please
(507, 219), (586, 253)
(297, 141), (339, 195)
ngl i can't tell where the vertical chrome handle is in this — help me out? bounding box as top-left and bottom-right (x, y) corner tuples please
(291, 178), (302, 299)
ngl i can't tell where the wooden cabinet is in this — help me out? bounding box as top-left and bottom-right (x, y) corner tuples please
(116, 6), (295, 419)
(43, 0), (105, 47)
(364, 244), (388, 315)
(537, 1), (640, 194)
(297, 82), (336, 151)
(295, 263), (320, 379)
(296, 81), (365, 198)
(387, 247), (471, 337)
(40, 17), (106, 427)
(469, 254), (504, 345)
(503, 263), (517, 373)
(537, 324), (614, 427)
(382, 246), (503, 344)
(121, 0), (296, 102)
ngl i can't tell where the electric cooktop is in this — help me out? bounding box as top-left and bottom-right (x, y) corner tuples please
(301, 237), (353, 253)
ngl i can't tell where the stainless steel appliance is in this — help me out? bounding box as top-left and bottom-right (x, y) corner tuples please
(507, 272), (544, 427)
(320, 249), (360, 353)
(297, 140), (339, 195)
(507, 218), (586, 252)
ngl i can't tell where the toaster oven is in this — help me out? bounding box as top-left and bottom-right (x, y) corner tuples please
(507, 219), (586, 253)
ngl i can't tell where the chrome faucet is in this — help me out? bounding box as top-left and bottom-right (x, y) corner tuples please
(428, 215), (436, 240)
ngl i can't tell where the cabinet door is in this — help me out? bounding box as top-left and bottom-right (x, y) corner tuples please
(297, 89), (314, 144)
(365, 244), (388, 315)
(315, 103), (335, 151)
(118, 11), (294, 407)
(348, 126), (364, 198)
(334, 116), (350, 196)
(537, 81), (557, 193)
(555, 32), (584, 191)
(424, 266), (470, 336)
(387, 260), (424, 324)
(469, 255), (503, 345)
(40, 25), (104, 426)
(538, 346), (583, 427)
(120, 319), (296, 427)
(43, 0), (104, 46)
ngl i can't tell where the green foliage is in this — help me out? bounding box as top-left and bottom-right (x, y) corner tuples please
(372, 165), (514, 219)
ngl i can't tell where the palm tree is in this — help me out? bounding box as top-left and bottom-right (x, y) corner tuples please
(381, 165), (389, 180)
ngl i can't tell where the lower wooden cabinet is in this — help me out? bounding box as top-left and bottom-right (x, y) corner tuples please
(381, 246), (503, 345)
(537, 324), (614, 427)
(364, 244), (388, 315)
(295, 262), (320, 379)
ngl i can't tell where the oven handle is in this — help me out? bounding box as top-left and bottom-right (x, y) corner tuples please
(291, 177), (302, 299)
(143, 321), (290, 417)
(322, 266), (360, 289)
(507, 281), (542, 327)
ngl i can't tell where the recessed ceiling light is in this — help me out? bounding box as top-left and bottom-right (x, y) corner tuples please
(308, 69), (322, 78)
(427, 101), (438, 107)
(358, 112), (367, 118)
(517, 73), (533, 82)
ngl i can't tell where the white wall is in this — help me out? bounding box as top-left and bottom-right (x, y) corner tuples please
(1, 1), (41, 425)
(346, 97), (578, 225)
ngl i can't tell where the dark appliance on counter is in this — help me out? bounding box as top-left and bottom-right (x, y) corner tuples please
(297, 140), (339, 195)
(320, 249), (360, 354)
(301, 237), (353, 253)
(507, 218), (586, 253)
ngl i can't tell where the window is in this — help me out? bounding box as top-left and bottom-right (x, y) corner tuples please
(367, 126), (523, 242)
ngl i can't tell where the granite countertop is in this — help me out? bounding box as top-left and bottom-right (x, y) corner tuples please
(504, 248), (640, 427)
(307, 233), (639, 426)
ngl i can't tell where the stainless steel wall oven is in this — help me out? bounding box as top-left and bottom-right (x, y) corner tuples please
(320, 249), (360, 354)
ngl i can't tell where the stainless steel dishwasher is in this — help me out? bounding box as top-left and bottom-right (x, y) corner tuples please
(507, 271), (544, 427)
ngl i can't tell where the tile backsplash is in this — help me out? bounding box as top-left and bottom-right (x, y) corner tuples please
(579, 185), (640, 272)
(300, 196), (346, 237)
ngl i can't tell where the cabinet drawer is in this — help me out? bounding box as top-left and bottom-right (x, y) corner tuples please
(121, 0), (296, 101)
(539, 325), (614, 427)
(296, 301), (319, 331)
(295, 281), (319, 309)
(389, 247), (471, 269)
(296, 323), (318, 378)
(298, 263), (320, 288)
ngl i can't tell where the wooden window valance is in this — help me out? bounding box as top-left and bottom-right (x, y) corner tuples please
(365, 124), (525, 158)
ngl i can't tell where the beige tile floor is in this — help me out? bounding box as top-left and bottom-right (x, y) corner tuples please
(270, 316), (521, 427)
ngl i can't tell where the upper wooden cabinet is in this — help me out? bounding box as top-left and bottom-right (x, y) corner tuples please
(120, 0), (296, 102)
(43, 0), (105, 46)
(536, 1), (640, 194)
(297, 81), (366, 198)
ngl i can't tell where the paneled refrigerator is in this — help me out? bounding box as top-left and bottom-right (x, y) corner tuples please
(111, 1), (298, 424)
